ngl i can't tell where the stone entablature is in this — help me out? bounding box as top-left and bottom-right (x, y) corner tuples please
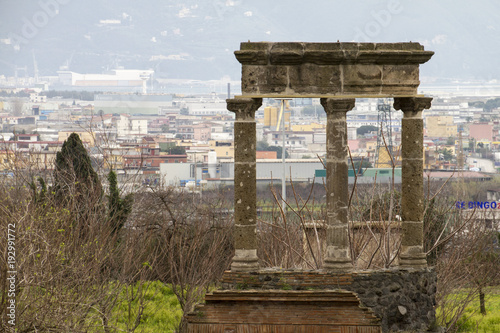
(236, 42), (433, 97)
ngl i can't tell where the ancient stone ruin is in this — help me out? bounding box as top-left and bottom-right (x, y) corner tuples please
(186, 42), (437, 332)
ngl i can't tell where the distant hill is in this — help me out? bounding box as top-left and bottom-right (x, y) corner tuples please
(1, 0), (500, 81)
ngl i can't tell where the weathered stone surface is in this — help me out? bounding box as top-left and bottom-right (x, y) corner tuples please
(236, 42), (433, 97)
(234, 124), (256, 161)
(227, 98), (262, 272)
(401, 221), (424, 247)
(227, 97), (262, 120)
(401, 159), (424, 221)
(400, 249), (427, 269)
(396, 97), (432, 269)
(393, 96), (432, 115)
(320, 98), (355, 271)
(288, 64), (342, 95)
(401, 118), (424, 159)
(234, 225), (257, 249)
(231, 249), (259, 272)
(327, 224), (349, 247)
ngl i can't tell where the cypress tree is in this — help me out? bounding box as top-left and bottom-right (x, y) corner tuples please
(107, 170), (133, 234)
(52, 133), (103, 231)
(53, 133), (101, 199)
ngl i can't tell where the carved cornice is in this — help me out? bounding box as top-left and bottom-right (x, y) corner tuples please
(235, 42), (434, 66)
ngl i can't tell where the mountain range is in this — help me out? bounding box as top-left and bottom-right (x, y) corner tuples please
(1, 0), (500, 82)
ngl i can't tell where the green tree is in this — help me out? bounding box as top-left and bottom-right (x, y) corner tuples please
(107, 170), (133, 235)
(256, 140), (270, 151)
(256, 141), (289, 158)
(267, 146), (289, 159)
(350, 160), (372, 172)
(484, 97), (500, 111)
(53, 133), (102, 205)
(439, 148), (454, 161)
(357, 125), (378, 136)
(169, 146), (186, 155)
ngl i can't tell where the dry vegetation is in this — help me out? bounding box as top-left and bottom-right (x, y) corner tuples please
(0, 136), (499, 332)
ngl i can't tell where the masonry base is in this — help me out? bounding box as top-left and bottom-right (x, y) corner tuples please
(186, 289), (381, 332)
(215, 268), (437, 332)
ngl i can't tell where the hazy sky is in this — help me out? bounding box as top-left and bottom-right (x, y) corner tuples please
(1, 0), (500, 81)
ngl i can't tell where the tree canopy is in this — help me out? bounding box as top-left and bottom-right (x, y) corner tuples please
(357, 125), (378, 136)
(53, 133), (102, 200)
(107, 170), (133, 234)
(169, 146), (186, 155)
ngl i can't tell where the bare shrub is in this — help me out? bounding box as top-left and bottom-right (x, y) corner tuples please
(130, 185), (234, 332)
(0, 146), (155, 332)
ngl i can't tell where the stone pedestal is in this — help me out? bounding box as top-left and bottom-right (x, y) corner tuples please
(186, 290), (381, 332)
(321, 98), (355, 271)
(227, 98), (262, 272)
(393, 97), (432, 268)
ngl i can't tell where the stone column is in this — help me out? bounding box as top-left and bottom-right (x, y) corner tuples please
(227, 98), (262, 272)
(320, 98), (355, 271)
(393, 97), (432, 268)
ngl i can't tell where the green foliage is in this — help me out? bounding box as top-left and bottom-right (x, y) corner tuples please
(256, 140), (270, 151)
(235, 282), (248, 290)
(107, 170), (133, 234)
(469, 101), (485, 109)
(357, 125), (379, 136)
(168, 146), (186, 155)
(28, 177), (47, 204)
(439, 148), (454, 161)
(438, 288), (500, 332)
(110, 281), (182, 332)
(256, 140), (289, 158)
(40, 90), (98, 101)
(53, 133), (101, 199)
(350, 160), (372, 172)
(484, 97), (500, 111)
(267, 146), (289, 159)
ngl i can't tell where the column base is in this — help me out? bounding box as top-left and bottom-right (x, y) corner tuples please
(231, 249), (260, 272)
(324, 258), (353, 272)
(399, 252), (427, 269)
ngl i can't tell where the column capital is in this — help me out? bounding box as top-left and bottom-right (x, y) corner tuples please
(320, 98), (355, 114)
(393, 97), (432, 117)
(227, 98), (262, 120)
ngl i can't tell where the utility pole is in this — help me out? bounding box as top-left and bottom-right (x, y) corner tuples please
(276, 99), (291, 212)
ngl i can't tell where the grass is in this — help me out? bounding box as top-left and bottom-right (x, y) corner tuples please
(106, 283), (500, 332)
(438, 287), (500, 332)
(111, 281), (182, 333)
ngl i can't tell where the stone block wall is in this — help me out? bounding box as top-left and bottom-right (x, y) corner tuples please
(220, 268), (437, 332)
